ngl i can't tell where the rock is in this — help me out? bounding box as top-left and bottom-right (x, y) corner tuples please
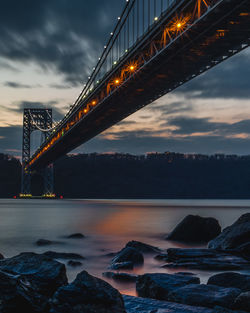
(213, 306), (248, 313)
(236, 242), (250, 259)
(155, 253), (168, 261)
(111, 247), (144, 267)
(67, 260), (82, 267)
(233, 291), (250, 312)
(103, 272), (138, 282)
(163, 248), (250, 271)
(67, 233), (85, 239)
(0, 270), (49, 313)
(208, 272), (250, 292)
(50, 270), (126, 313)
(123, 295), (213, 313)
(166, 215), (221, 243)
(125, 241), (161, 254)
(36, 239), (53, 246)
(110, 261), (134, 270)
(43, 251), (84, 260)
(168, 284), (241, 309)
(136, 273), (200, 301)
(0, 252), (67, 297)
(208, 213), (250, 250)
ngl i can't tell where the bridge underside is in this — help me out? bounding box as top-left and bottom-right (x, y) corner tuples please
(30, 0), (250, 170)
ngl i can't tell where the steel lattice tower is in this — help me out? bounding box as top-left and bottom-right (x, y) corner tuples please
(21, 108), (54, 197)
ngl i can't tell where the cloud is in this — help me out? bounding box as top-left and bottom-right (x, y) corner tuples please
(3, 81), (39, 88)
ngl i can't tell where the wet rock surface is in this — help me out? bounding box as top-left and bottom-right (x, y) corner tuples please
(233, 291), (250, 312)
(0, 252), (68, 297)
(103, 272), (138, 282)
(208, 272), (250, 292)
(110, 261), (134, 270)
(50, 270), (126, 313)
(162, 248), (250, 270)
(123, 295), (214, 313)
(166, 215), (221, 243)
(168, 283), (241, 309)
(208, 213), (250, 250)
(66, 233), (85, 239)
(111, 247), (143, 269)
(43, 251), (85, 260)
(136, 273), (200, 301)
(125, 240), (161, 254)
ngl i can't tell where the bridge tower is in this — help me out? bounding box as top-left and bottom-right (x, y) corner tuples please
(20, 108), (54, 198)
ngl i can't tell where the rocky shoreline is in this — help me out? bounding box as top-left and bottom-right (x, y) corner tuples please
(0, 214), (249, 312)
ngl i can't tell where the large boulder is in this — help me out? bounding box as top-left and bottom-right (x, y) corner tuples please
(0, 252), (67, 297)
(136, 273), (200, 301)
(168, 284), (241, 309)
(111, 247), (143, 268)
(208, 213), (250, 250)
(233, 291), (250, 312)
(166, 215), (221, 243)
(50, 270), (126, 313)
(123, 295), (214, 313)
(208, 272), (250, 292)
(125, 241), (161, 254)
(0, 270), (49, 313)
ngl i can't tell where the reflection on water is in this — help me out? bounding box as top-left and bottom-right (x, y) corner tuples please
(0, 198), (249, 295)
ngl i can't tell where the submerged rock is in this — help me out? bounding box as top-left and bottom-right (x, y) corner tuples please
(136, 273), (200, 301)
(125, 241), (161, 254)
(43, 251), (84, 260)
(50, 270), (126, 313)
(166, 215), (221, 243)
(111, 247), (143, 268)
(208, 213), (250, 250)
(67, 233), (85, 239)
(163, 248), (250, 271)
(35, 239), (63, 246)
(123, 295), (213, 313)
(0, 252), (67, 297)
(233, 291), (250, 312)
(67, 260), (82, 267)
(110, 261), (134, 270)
(208, 272), (250, 292)
(168, 284), (241, 309)
(103, 272), (138, 282)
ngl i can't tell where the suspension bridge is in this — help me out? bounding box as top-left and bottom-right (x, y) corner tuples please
(20, 0), (250, 196)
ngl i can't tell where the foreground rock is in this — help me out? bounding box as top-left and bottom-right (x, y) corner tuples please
(0, 252), (67, 297)
(103, 272), (138, 282)
(0, 270), (49, 313)
(136, 273), (200, 301)
(208, 213), (250, 250)
(166, 215), (221, 243)
(110, 261), (134, 270)
(123, 295), (214, 313)
(168, 284), (241, 309)
(233, 291), (250, 312)
(125, 241), (161, 254)
(43, 251), (84, 260)
(111, 247), (143, 269)
(208, 272), (250, 292)
(66, 233), (85, 239)
(163, 248), (250, 270)
(50, 270), (126, 313)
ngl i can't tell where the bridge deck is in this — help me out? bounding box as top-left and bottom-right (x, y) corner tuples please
(29, 0), (250, 169)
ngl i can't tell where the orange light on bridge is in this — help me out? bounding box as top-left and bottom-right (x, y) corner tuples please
(92, 100), (97, 105)
(84, 108), (88, 113)
(115, 79), (120, 85)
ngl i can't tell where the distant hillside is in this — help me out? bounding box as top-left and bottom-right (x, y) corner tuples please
(1, 152), (250, 199)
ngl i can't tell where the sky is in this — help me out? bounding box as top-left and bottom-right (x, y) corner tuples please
(1, 0), (250, 158)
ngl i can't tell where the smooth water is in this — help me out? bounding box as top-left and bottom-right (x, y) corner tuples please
(0, 199), (249, 295)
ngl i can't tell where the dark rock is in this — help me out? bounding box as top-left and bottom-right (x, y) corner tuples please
(177, 272), (196, 276)
(103, 272), (138, 282)
(233, 291), (250, 312)
(110, 261), (134, 270)
(168, 284), (241, 309)
(0, 252), (67, 297)
(67, 260), (82, 267)
(136, 273), (200, 301)
(50, 270), (126, 313)
(236, 242), (250, 259)
(154, 253), (168, 261)
(67, 233), (85, 239)
(208, 272), (250, 292)
(125, 241), (161, 254)
(111, 247), (144, 266)
(208, 213), (250, 250)
(163, 248), (250, 271)
(43, 251), (84, 260)
(212, 306), (248, 313)
(166, 215), (221, 243)
(123, 295), (213, 313)
(36, 239), (53, 246)
(0, 270), (49, 313)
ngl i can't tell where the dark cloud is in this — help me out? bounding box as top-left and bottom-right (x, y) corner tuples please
(0, 0), (123, 85)
(48, 83), (72, 90)
(3, 81), (38, 88)
(150, 100), (193, 116)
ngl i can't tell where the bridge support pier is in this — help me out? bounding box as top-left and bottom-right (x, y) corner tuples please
(20, 108), (55, 198)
